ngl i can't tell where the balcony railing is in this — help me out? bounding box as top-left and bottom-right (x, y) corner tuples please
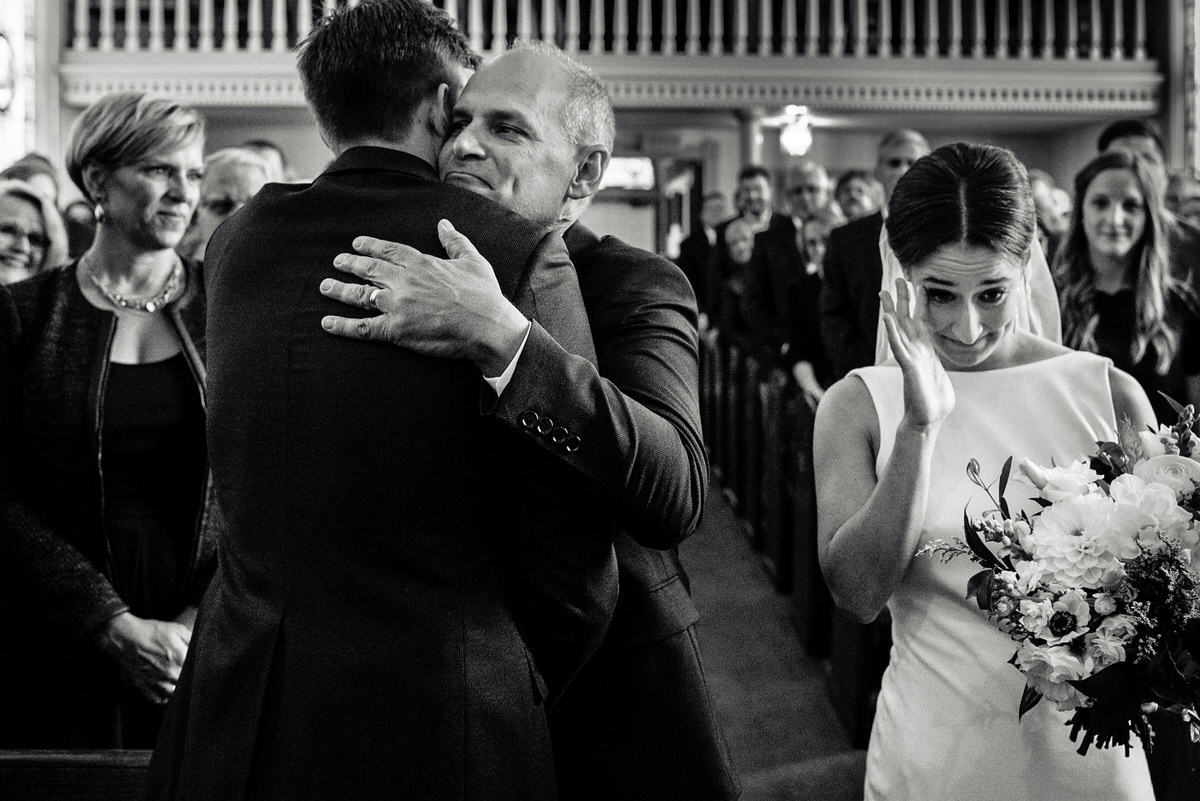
(68, 0), (1154, 61)
(57, 1), (1164, 114)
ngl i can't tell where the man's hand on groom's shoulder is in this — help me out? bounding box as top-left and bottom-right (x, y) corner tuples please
(319, 219), (530, 376)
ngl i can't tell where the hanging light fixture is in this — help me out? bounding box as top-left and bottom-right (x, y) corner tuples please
(779, 105), (813, 157)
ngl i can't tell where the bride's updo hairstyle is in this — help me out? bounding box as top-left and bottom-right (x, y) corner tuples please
(886, 141), (1036, 272)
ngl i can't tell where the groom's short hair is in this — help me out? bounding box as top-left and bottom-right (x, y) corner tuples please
(297, 0), (479, 148)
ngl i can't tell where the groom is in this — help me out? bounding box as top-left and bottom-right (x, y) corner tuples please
(143, 2), (617, 799)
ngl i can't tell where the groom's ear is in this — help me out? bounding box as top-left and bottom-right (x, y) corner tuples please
(429, 83), (453, 142)
(567, 145), (610, 201)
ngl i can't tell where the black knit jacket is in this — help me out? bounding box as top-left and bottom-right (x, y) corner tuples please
(0, 260), (219, 642)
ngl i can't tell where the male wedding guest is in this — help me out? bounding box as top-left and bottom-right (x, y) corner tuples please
(784, 160), (835, 224)
(320, 41), (738, 801)
(676, 190), (730, 318)
(143, 3), (616, 799)
(176, 147), (272, 263)
(820, 128), (930, 379)
(240, 138), (291, 182)
(833, 169), (883, 222)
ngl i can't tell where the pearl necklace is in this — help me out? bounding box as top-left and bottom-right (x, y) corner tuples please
(83, 255), (184, 314)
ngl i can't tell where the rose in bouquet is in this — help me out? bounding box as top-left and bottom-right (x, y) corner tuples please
(921, 397), (1200, 755)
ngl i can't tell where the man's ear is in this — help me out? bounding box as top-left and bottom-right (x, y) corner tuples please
(428, 83), (453, 142)
(567, 145), (611, 200)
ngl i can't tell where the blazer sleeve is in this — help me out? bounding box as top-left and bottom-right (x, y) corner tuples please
(0, 287), (128, 640)
(744, 233), (785, 358)
(819, 229), (859, 381)
(489, 237), (708, 550)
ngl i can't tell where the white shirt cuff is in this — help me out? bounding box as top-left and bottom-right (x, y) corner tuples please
(483, 321), (532, 397)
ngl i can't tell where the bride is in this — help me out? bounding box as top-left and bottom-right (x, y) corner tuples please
(813, 142), (1157, 800)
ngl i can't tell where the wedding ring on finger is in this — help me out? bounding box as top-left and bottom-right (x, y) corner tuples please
(367, 287), (382, 311)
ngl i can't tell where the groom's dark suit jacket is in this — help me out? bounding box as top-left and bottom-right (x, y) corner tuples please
(819, 210), (884, 379)
(490, 224), (738, 801)
(144, 147), (616, 801)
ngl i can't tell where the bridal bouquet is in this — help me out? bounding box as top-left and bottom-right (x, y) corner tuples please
(921, 399), (1200, 755)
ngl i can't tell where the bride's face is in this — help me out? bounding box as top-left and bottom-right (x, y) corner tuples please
(907, 241), (1025, 371)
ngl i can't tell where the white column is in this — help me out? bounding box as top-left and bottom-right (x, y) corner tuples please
(737, 108), (764, 166)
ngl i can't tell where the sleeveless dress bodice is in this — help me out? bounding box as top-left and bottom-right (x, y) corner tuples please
(852, 350), (1155, 801)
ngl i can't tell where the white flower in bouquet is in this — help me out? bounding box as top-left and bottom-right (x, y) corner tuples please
(1085, 629), (1129, 667)
(1012, 640), (1093, 711)
(1138, 424), (1200, 458)
(1132, 454), (1200, 499)
(1035, 493), (1124, 587)
(1018, 458), (1103, 503)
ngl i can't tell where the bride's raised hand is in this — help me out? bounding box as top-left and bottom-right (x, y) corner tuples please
(880, 277), (955, 431)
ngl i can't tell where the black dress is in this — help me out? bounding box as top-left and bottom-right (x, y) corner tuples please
(1091, 288), (1200, 424)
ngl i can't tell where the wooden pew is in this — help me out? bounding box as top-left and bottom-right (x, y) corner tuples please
(0, 750), (150, 801)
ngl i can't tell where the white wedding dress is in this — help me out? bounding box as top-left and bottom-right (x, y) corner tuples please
(853, 350), (1156, 801)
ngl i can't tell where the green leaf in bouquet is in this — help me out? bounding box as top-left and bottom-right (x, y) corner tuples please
(998, 456), (1012, 519)
(966, 568), (994, 611)
(962, 509), (1012, 572)
(1067, 663), (1152, 755)
(1018, 684), (1043, 720)
(1091, 442), (1128, 483)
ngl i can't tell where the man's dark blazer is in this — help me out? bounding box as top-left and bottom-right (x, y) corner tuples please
(709, 212), (791, 339)
(143, 147), (617, 801)
(494, 223), (737, 801)
(819, 210), (884, 379)
(744, 217), (830, 384)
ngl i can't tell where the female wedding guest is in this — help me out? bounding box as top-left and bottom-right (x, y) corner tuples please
(815, 142), (1156, 799)
(0, 179), (68, 285)
(1056, 149), (1200, 423)
(0, 92), (217, 749)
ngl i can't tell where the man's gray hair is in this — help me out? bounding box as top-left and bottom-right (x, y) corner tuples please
(508, 41), (615, 151)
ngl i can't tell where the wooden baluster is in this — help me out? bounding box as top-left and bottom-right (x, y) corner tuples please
(638, 0), (651, 54)
(149, 0), (164, 52)
(198, 0), (213, 51)
(733, 0), (747, 55)
(900, 0), (915, 57)
(805, 0), (818, 55)
(1065, 0), (1078, 60)
(248, 0), (264, 52)
(615, 0), (629, 54)
(541, 0), (556, 45)
(879, 0), (893, 57)
(686, 0), (700, 55)
(927, 0), (939, 58)
(590, 0), (604, 53)
(1134, 0), (1146, 60)
(72, 0), (89, 51)
(517, 0), (532, 41)
(467, 0), (484, 53)
(831, 0), (845, 56)
(271, 0), (286, 52)
(759, 0), (770, 55)
(971, 0), (984, 57)
(710, 0), (724, 55)
(1018, 0), (1031, 59)
(221, 0), (237, 52)
(175, 0), (189, 50)
(852, 0), (866, 57)
(664, 0), (677, 54)
(494, 0), (508, 52)
(948, 0), (961, 57)
(99, 0), (115, 51)
(565, 0), (580, 53)
(995, 0), (1008, 59)
(1041, 0), (1054, 58)
(440, 0), (458, 25)
(124, 0), (138, 51)
(782, 0), (797, 56)
(1089, 0), (1101, 59)
(294, 0), (310, 46)
(1111, 0), (1125, 60)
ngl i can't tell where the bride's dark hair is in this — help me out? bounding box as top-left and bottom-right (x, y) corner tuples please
(886, 141), (1036, 272)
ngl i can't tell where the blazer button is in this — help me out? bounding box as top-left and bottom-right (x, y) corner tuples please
(536, 417), (554, 435)
(519, 410), (540, 429)
(563, 435), (582, 453)
(549, 426), (569, 444)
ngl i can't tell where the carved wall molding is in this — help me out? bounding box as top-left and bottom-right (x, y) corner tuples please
(60, 54), (1163, 117)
